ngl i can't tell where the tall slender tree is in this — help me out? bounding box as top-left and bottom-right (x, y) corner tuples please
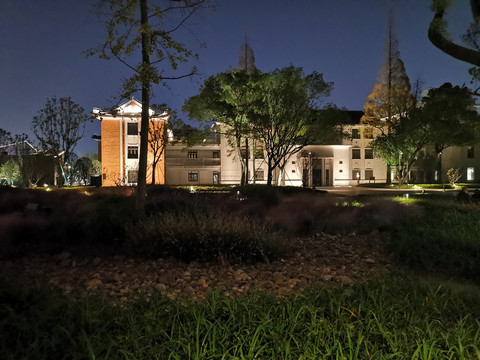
(88, 0), (207, 211)
(361, 14), (415, 183)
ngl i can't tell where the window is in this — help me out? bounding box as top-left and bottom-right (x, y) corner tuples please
(339, 169), (343, 173)
(352, 128), (361, 139)
(363, 127), (373, 139)
(339, 161), (343, 164)
(292, 169), (296, 173)
(212, 150), (220, 158)
(127, 122), (138, 135)
(352, 148), (361, 159)
(365, 169), (374, 180)
(467, 167), (475, 181)
(188, 151), (197, 159)
(291, 160), (296, 165)
(188, 171), (198, 182)
(127, 170), (138, 183)
(352, 169), (361, 180)
(213, 171), (220, 184)
(128, 146), (138, 159)
(365, 148), (373, 159)
(255, 170), (264, 181)
(468, 146), (475, 158)
(254, 148), (264, 158)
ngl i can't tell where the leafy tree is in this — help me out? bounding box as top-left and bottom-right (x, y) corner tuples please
(32, 97), (90, 186)
(74, 156), (93, 185)
(372, 109), (430, 186)
(88, 0), (207, 212)
(12, 135), (52, 187)
(372, 83), (480, 185)
(251, 66), (333, 185)
(361, 15), (415, 183)
(91, 159), (102, 177)
(0, 159), (21, 185)
(183, 69), (262, 185)
(422, 83), (480, 177)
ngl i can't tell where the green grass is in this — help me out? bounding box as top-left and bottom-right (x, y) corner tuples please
(1, 273), (480, 359)
(390, 201), (480, 280)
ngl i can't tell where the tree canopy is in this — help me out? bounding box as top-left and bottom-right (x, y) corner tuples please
(250, 66), (333, 185)
(89, 0), (207, 210)
(372, 83), (480, 185)
(183, 69), (262, 184)
(32, 97), (90, 186)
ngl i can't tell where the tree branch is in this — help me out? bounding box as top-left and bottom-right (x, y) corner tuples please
(428, 8), (480, 66)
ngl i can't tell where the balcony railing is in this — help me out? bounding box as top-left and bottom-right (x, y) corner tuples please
(165, 158), (221, 166)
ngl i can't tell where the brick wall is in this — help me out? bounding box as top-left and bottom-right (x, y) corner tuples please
(101, 119), (121, 186)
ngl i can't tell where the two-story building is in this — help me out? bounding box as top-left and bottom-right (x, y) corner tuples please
(92, 98), (169, 186)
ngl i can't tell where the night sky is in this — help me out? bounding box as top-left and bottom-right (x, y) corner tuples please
(1, 0), (474, 155)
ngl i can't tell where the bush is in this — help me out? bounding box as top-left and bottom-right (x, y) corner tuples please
(127, 211), (281, 263)
(78, 194), (138, 245)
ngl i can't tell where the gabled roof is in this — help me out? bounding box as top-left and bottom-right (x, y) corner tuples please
(92, 97), (170, 121)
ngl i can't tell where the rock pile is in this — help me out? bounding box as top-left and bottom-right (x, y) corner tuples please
(1, 232), (391, 300)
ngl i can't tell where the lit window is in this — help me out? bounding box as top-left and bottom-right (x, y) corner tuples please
(352, 148), (361, 159)
(213, 171), (220, 184)
(128, 146), (138, 159)
(127, 122), (138, 135)
(467, 167), (475, 181)
(352, 128), (361, 139)
(352, 169), (361, 180)
(188, 171), (198, 181)
(188, 151), (197, 159)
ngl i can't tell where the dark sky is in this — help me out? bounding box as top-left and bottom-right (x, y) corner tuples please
(1, 0), (474, 155)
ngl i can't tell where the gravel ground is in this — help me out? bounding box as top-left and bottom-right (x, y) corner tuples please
(1, 231), (391, 300)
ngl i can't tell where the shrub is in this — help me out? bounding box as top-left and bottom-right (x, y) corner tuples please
(127, 211), (281, 263)
(78, 194), (138, 245)
(447, 168), (462, 186)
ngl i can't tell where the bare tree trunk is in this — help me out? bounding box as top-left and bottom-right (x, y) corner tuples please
(151, 163), (156, 185)
(386, 164), (391, 184)
(136, 0), (150, 213)
(267, 157), (273, 186)
(245, 137), (249, 184)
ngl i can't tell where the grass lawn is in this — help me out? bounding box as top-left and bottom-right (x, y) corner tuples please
(1, 186), (480, 359)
